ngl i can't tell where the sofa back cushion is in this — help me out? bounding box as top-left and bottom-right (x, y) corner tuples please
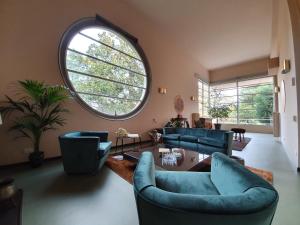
(211, 153), (275, 195)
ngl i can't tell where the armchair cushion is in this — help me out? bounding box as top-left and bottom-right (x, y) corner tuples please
(155, 171), (219, 195)
(99, 142), (112, 152)
(211, 153), (276, 195)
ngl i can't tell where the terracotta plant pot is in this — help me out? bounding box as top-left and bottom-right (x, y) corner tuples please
(29, 151), (44, 168)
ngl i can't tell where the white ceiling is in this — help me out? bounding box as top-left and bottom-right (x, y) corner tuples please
(122, 0), (273, 70)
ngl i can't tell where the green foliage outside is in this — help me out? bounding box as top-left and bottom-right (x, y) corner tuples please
(67, 29), (147, 116)
(0, 80), (69, 152)
(239, 85), (273, 125)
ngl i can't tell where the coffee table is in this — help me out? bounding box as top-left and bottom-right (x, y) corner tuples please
(123, 145), (211, 171)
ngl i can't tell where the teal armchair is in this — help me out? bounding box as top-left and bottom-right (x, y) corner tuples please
(133, 152), (278, 225)
(59, 131), (112, 174)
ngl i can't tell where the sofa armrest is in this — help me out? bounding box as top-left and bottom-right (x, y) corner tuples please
(80, 131), (109, 142)
(224, 131), (233, 156)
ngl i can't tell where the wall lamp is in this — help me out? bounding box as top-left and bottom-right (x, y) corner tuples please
(281, 59), (291, 74)
(190, 96), (197, 101)
(274, 86), (280, 93)
(158, 87), (167, 94)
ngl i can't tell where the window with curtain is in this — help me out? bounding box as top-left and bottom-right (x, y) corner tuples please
(198, 77), (274, 125)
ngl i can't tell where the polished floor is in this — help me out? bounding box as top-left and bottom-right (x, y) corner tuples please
(1, 133), (300, 225)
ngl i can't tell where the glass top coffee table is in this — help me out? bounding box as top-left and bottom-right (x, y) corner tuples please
(123, 145), (211, 171)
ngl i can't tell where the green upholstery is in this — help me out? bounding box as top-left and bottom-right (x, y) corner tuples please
(134, 152), (278, 225)
(162, 128), (233, 155)
(59, 131), (111, 174)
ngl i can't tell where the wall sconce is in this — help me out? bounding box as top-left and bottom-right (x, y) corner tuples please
(190, 96), (197, 101)
(158, 87), (167, 94)
(274, 86), (280, 93)
(281, 59), (291, 74)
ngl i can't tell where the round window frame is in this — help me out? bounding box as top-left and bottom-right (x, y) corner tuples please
(58, 17), (151, 120)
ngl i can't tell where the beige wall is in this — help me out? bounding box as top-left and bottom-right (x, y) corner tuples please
(272, 0), (299, 169)
(0, 0), (208, 166)
(209, 57), (269, 83)
(287, 0), (300, 168)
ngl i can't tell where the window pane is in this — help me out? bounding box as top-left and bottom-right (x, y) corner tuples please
(60, 20), (150, 119)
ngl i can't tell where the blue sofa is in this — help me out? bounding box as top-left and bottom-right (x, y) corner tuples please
(59, 131), (112, 174)
(163, 128), (233, 155)
(134, 152), (279, 225)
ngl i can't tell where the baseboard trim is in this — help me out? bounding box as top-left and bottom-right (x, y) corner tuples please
(0, 140), (153, 170)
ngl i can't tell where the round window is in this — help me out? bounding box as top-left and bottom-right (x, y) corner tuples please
(59, 17), (151, 120)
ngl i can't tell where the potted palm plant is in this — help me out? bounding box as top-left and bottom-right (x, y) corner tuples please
(0, 80), (69, 167)
(208, 105), (231, 130)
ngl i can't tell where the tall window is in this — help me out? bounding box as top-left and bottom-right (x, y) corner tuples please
(198, 77), (274, 125)
(59, 16), (151, 120)
(198, 80), (209, 117)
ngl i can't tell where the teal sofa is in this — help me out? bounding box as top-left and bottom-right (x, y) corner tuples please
(134, 152), (278, 225)
(163, 128), (233, 155)
(59, 131), (112, 174)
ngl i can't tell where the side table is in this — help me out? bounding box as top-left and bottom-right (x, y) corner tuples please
(115, 134), (142, 154)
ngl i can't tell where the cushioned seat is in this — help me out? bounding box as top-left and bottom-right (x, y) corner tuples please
(99, 142), (112, 151)
(133, 152), (279, 225)
(180, 135), (198, 143)
(198, 137), (227, 148)
(156, 171), (219, 195)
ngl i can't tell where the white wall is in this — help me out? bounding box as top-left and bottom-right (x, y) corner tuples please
(273, 0), (299, 168)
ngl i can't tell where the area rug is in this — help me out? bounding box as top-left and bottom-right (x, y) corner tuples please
(232, 137), (251, 151)
(106, 156), (273, 184)
(106, 156), (136, 184)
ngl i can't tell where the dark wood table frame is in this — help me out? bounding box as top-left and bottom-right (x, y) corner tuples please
(115, 135), (142, 154)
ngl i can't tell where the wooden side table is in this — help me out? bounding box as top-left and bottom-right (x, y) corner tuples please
(115, 134), (142, 154)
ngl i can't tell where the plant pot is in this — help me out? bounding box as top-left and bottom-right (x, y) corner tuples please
(214, 123), (222, 130)
(29, 151), (44, 168)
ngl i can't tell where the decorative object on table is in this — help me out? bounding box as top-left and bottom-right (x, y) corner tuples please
(231, 128), (246, 141)
(162, 153), (177, 166)
(0, 80), (69, 168)
(281, 59), (291, 74)
(115, 132), (142, 154)
(133, 152), (278, 225)
(0, 178), (23, 225)
(59, 131), (112, 174)
(170, 117), (189, 128)
(174, 95), (184, 117)
(158, 87), (167, 94)
(115, 128), (129, 137)
(148, 129), (162, 145)
(232, 137), (251, 151)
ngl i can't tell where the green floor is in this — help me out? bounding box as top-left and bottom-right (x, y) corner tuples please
(1, 133), (300, 225)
